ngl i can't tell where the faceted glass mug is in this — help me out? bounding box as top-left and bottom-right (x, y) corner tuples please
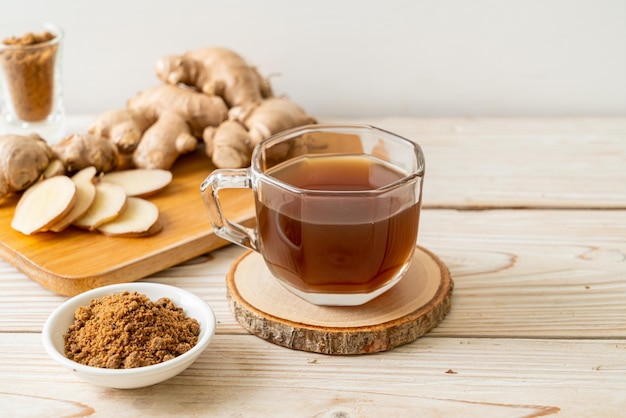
(201, 124), (425, 306)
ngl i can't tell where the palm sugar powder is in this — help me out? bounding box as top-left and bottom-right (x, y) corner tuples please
(64, 291), (200, 369)
(1, 30), (59, 122)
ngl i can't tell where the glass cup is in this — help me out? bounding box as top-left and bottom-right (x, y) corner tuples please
(0, 22), (65, 143)
(201, 125), (425, 306)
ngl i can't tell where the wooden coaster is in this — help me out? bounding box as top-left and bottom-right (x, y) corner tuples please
(226, 246), (453, 355)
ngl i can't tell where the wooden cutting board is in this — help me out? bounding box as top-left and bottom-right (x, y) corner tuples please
(0, 150), (255, 296)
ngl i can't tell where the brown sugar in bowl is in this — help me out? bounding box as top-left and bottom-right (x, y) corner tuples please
(42, 283), (216, 389)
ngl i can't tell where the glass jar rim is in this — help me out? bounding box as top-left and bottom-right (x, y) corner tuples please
(0, 22), (64, 51)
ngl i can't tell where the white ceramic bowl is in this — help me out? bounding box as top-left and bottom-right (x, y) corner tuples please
(42, 282), (216, 389)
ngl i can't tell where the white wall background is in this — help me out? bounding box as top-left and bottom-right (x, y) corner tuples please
(2, 0), (625, 118)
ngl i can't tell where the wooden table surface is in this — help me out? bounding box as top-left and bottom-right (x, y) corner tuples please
(1, 117), (625, 417)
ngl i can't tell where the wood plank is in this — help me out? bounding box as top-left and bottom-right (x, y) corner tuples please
(2, 209), (624, 339)
(419, 209), (626, 338)
(1, 333), (624, 416)
(325, 117), (626, 209)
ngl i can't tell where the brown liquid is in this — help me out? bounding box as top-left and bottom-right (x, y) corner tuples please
(258, 155), (420, 294)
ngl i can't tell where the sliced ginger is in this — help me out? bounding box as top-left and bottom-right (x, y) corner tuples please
(42, 159), (66, 178)
(11, 165), (170, 237)
(11, 176), (76, 235)
(101, 169), (172, 197)
(73, 182), (127, 231)
(49, 166), (97, 232)
(97, 197), (162, 237)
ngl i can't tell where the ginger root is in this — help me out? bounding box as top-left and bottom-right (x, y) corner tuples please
(125, 84), (229, 169)
(1, 46), (320, 241)
(128, 84), (228, 137)
(52, 133), (118, 174)
(0, 133), (55, 202)
(79, 84), (230, 171)
(88, 108), (153, 154)
(56, 47), (314, 174)
(231, 96), (317, 146)
(132, 110), (198, 169)
(202, 97), (316, 168)
(155, 47), (272, 119)
(203, 120), (252, 169)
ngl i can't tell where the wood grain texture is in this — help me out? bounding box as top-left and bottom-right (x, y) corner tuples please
(226, 246), (453, 354)
(420, 208), (626, 338)
(1, 117), (625, 416)
(1, 333), (625, 417)
(2, 209), (624, 339)
(0, 150), (255, 296)
(325, 116), (626, 209)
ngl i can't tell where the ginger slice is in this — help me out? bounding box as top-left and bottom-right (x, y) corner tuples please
(73, 182), (127, 230)
(49, 166), (97, 232)
(11, 176), (76, 235)
(97, 197), (162, 237)
(101, 168), (172, 197)
(42, 159), (66, 178)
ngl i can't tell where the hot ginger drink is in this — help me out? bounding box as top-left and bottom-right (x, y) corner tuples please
(257, 154), (420, 294)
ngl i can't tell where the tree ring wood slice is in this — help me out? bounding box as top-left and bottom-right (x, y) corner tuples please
(226, 245), (453, 355)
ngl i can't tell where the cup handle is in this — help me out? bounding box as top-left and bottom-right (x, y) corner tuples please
(200, 168), (258, 251)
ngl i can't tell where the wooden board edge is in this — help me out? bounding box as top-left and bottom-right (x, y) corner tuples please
(2, 217), (255, 297)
